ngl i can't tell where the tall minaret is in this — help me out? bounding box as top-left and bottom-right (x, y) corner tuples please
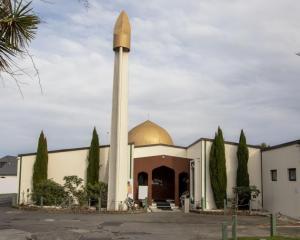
(107, 11), (131, 211)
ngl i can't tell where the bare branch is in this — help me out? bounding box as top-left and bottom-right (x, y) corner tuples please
(9, 72), (24, 99)
(24, 48), (43, 95)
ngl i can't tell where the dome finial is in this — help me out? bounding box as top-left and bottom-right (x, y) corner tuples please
(113, 11), (131, 51)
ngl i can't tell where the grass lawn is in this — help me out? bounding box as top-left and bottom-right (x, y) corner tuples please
(231, 237), (300, 240)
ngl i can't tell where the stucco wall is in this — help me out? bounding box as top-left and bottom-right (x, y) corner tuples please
(262, 144), (300, 219)
(0, 176), (18, 194)
(18, 146), (110, 204)
(133, 145), (187, 159)
(187, 141), (202, 208)
(204, 141), (262, 210)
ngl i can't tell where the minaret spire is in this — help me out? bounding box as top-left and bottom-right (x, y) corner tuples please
(107, 11), (131, 211)
(113, 11), (131, 51)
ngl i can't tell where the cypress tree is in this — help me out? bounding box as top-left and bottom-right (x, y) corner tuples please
(236, 130), (250, 206)
(86, 127), (100, 185)
(32, 131), (48, 189)
(209, 127), (227, 209)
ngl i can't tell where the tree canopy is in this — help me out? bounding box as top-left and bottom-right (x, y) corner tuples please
(209, 127), (227, 209)
(0, 0), (40, 73)
(86, 127), (100, 185)
(236, 130), (250, 208)
(32, 130), (48, 189)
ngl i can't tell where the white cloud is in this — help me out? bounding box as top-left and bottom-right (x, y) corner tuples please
(1, 0), (300, 156)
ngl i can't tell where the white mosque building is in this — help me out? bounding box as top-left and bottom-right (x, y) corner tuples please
(16, 11), (300, 219)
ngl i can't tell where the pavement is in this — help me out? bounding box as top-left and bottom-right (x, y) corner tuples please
(0, 206), (299, 240)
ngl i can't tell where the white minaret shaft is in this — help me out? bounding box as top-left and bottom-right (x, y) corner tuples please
(107, 11), (131, 211)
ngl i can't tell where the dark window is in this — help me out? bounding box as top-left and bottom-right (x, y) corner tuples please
(270, 170), (277, 181)
(0, 162), (7, 168)
(138, 172), (148, 186)
(288, 168), (296, 181)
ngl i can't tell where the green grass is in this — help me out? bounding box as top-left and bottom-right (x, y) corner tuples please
(230, 237), (300, 240)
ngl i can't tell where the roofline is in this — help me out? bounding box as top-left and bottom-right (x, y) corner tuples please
(19, 143), (186, 157)
(262, 139), (300, 152)
(19, 137), (263, 157)
(18, 144), (113, 157)
(187, 137), (261, 149)
(0, 174), (17, 177)
(134, 143), (187, 149)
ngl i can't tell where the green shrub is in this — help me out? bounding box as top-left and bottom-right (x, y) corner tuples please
(32, 179), (67, 205)
(63, 175), (86, 206)
(86, 182), (108, 207)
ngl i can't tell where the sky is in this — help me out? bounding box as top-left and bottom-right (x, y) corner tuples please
(1, 0), (300, 156)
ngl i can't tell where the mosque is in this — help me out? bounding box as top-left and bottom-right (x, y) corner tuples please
(17, 12), (299, 218)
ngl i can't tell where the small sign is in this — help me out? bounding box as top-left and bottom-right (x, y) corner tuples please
(138, 186), (148, 200)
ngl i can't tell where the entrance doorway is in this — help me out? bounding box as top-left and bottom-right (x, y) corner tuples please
(152, 166), (175, 201)
(179, 172), (189, 198)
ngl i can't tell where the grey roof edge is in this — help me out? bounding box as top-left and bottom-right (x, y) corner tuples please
(19, 137), (264, 158)
(262, 139), (300, 152)
(187, 137), (261, 149)
(18, 144), (112, 157)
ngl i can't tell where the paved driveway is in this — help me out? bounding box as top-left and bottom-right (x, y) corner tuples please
(0, 207), (299, 240)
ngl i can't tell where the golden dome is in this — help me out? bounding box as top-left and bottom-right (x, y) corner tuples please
(128, 120), (174, 146)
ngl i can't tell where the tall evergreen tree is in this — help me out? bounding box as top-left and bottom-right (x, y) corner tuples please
(236, 130), (250, 206)
(86, 128), (100, 185)
(209, 127), (227, 209)
(32, 131), (48, 189)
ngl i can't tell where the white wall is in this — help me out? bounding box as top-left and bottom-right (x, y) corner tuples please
(18, 146), (110, 204)
(133, 145), (187, 159)
(203, 140), (262, 210)
(0, 176), (18, 194)
(262, 144), (300, 219)
(187, 141), (202, 208)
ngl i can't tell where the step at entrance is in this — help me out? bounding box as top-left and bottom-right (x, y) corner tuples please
(155, 201), (172, 210)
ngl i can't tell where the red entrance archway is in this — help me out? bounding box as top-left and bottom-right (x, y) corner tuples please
(134, 155), (190, 206)
(152, 166), (175, 201)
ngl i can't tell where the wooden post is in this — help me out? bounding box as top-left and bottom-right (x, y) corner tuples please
(145, 197), (148, 210)
(11, 194), (17, 207)
(98, 198), (101, 212)
(232, 215), (237, 240)
(222, 222), (228, 240)
(270, 213), (277, 237)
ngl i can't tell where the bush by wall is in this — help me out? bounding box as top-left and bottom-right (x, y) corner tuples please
(32, 179), (67, 205)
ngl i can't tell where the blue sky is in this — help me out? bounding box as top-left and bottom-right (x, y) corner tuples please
(1, 0), (300, 156)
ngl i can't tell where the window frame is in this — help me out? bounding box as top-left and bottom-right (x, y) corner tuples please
(270, 169), (277, 182)
(288, 168), (297, 182)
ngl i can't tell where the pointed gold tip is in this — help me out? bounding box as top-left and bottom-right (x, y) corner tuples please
(113, 11), (131, 52)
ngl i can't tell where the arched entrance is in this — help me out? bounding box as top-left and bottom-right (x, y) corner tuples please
(152, 166), (175, 201)
(179, 172), (189, 199)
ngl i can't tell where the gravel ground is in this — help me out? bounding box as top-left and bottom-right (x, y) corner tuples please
(0, 206), (299, 240)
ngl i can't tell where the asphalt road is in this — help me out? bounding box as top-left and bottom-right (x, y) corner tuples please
(0, 207), (299, 240)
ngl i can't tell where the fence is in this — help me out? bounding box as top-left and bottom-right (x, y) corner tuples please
(221, 213), (277, 240)
(0, 193), (17, 207)
(20, 193), (145, 212)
